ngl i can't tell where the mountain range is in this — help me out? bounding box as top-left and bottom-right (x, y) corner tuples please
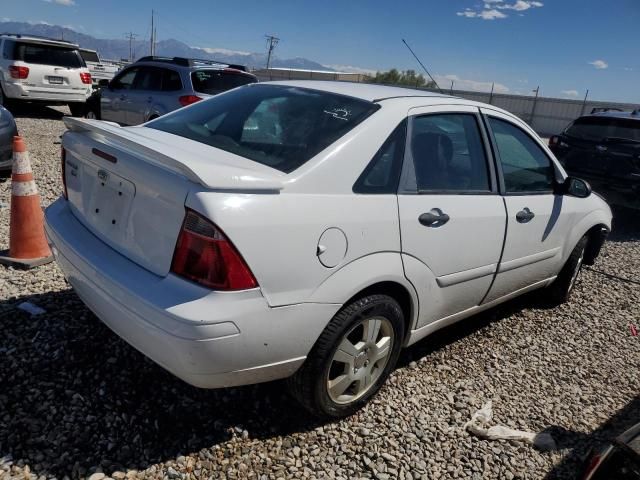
(0, 21), (335, 71)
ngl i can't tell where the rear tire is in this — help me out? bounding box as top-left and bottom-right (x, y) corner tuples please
(68, 102), (85, 117)
(287, 294), (404, 418)
(545, 235), (588, 305)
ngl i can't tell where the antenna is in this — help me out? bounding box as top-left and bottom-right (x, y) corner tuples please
(265, 34), (279, 70)
(401, 39), (443, 93)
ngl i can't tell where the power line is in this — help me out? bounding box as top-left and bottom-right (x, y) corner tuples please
(265, 34), (279, 69)
(124, 32), (138, 62)
(401, 38), (442, 93)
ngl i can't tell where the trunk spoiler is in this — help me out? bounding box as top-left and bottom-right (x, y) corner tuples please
(63, 117), (284, 192)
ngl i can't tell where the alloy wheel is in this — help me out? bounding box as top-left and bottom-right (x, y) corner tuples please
(326, 316), (395, 405)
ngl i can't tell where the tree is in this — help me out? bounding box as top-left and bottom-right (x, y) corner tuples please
(366, 69), (436, 88)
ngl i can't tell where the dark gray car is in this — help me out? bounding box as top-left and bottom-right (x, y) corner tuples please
(0, 106), (17, 171)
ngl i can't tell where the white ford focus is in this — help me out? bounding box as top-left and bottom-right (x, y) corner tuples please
(45, 81), (612, 417)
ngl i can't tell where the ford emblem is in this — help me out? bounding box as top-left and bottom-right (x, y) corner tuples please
(97, 170), (109, 182)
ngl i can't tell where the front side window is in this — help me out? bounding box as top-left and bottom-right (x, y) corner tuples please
(410, 113), (490, 192)
(489, 117), (555, 193)
(111, 67), (138, 90)
(13, 42), (83, 68)
(191, 70), (257, 95)
(148, 84), (379, 173)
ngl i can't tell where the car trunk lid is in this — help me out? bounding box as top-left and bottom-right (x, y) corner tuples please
(62, 117), (284, 276)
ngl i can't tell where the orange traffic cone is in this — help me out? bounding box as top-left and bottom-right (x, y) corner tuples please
(0, 136), (53, 269)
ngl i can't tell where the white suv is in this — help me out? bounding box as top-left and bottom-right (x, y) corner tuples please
(0, 34), (92, 116)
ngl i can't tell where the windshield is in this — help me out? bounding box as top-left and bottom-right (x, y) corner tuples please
(11, 41), (84, 68)
(80, 50), (100, 63)
(190, 70), (256, 95)
(148, 84), (380, 173)
(566, 116), (640, 142)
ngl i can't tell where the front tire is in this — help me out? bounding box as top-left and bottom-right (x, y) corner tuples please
(288, 294), (404, 418)
(545, 235), (588, 305)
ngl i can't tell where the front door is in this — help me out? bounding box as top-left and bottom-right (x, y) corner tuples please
(101, 66), (138, 125)
(481, 109), (573, 303)
(398, 106), (506, 327)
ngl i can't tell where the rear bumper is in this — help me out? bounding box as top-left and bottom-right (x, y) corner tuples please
(44, 198), (339, 388)
(3, 80), (91, 103)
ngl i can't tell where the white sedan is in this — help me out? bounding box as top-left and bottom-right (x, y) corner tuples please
(45, 81), (612, 418)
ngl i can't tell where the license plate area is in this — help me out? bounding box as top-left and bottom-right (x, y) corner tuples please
(48, 76), (64, 84)
(83, 163), (135, 237)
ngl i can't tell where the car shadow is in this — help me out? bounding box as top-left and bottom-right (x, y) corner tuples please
(0, 288), (323, 478)
(5, 103), (66, 120)
(542, 396), (640, 479)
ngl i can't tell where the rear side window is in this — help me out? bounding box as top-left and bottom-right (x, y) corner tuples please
(566, 116), (640, 142)
(409, 114), (490, 192)
(133, 67), (163, 91)
(489, 117), (555, 193)
(80, 50), (99, 63)
(148, 84), (379, 173)
(353, 121), (406, 194)
(12, 42), (83, 68)
(191, 70), (257, 95)
(162, 69), (182, 91)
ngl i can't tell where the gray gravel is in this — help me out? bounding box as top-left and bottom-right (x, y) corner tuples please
(0, 105), (639, 480)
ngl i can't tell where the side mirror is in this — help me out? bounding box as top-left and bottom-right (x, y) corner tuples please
(563, 176), (591, 198)
(98, 79), (110, 89)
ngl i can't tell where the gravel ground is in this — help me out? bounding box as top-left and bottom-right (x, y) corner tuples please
(0, 106), (639, 480)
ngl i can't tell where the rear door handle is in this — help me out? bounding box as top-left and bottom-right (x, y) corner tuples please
(516, 207), (535, 223)
(419, 209), (450, 227)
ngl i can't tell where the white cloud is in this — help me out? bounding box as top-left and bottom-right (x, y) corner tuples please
(459, 0), (542, 19)
(435, 74), (510, 93)
(200, 47), (251, 56)
(1, 17), (11, 22)
(561, 89), (579, 97)
(457, 8), (507, 19)
(43, 0), (76, 5)
(624, 67), (634, 71)
(589, 59), (608, 69)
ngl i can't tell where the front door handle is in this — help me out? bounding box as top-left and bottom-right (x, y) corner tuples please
(419, 209), (450, 227)
(516, 207), (535, 223)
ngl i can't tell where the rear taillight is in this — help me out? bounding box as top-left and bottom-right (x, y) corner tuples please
(549, 135), (559, 147)
(171, 209), (257, 291)
(80, 72), (92, 84)
(61, 147), (68, 199)
(9, 65), (29, 79)
(178, 95), (202, 107)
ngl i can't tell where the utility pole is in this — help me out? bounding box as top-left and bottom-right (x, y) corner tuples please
(489, 82), (495, 104)
(265, 34), (279, 70)
(150, 10), (155, 56)
(450, 79), (454, 94)
(124, 32), (138, 62)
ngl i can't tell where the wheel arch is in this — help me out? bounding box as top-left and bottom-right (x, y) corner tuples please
(565, 208), (612, 264)
(307, 252), (419, 345)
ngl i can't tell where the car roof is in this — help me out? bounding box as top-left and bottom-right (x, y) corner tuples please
(0, 33), (79, 48)
(262, 80), (454, 103)
(586, 111), (640, 121)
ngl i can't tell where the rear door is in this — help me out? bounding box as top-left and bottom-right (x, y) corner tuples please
(481, 109), (573, 303)
(101, 66), (139, 125)
(398, 105), (506, 326)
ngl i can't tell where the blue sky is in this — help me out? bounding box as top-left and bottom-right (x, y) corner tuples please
(3, 0), (639, 102)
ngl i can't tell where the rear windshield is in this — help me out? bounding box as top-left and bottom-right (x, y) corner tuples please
(565, 116), (640, 142)
(148, 84), (380, 173)
(6, 40), (84, 68)
(190, 69), (256, 95)
(80, 50), (100, 63)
